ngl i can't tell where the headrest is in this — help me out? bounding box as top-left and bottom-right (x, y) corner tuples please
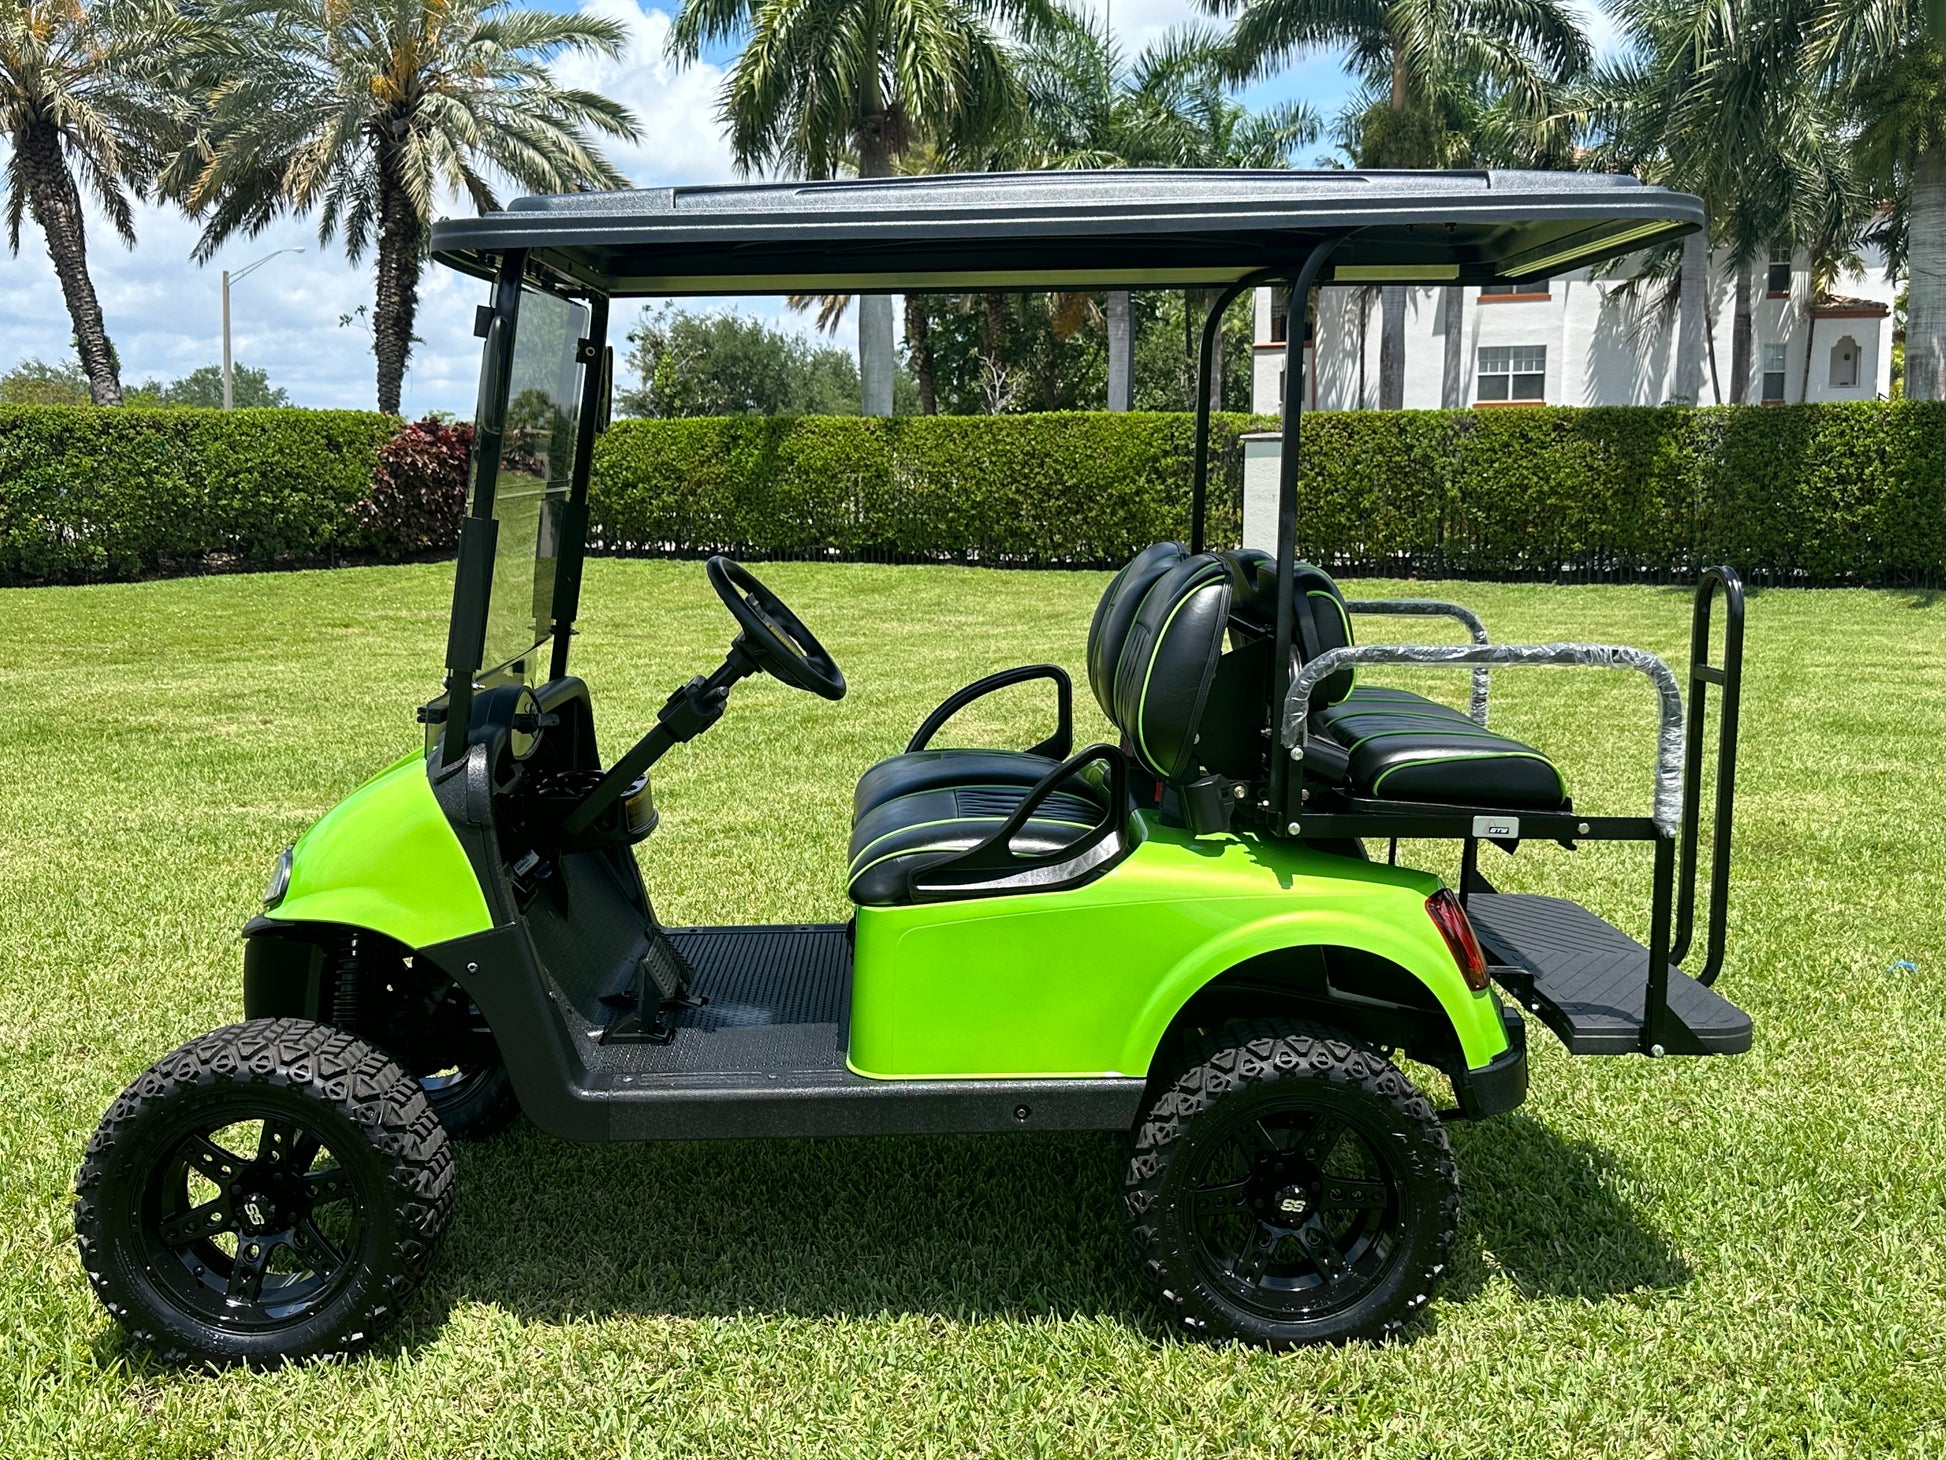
(1111, 553), (1233, 781)
(1086, 541), (1187, 720)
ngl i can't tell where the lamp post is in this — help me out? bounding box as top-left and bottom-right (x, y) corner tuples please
(221, 248), (304, 409)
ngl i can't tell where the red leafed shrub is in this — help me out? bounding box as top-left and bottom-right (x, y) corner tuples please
(356, 416), (474, 558)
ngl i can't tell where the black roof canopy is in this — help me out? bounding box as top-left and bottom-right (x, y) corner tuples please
(429, 168), (1701, 297)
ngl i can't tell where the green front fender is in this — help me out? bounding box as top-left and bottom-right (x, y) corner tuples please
(268, 752), (493, 950)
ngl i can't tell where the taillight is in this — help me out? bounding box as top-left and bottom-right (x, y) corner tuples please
(1426, 889), (1490, 992)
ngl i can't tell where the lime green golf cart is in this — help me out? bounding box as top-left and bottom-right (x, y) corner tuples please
(76, 169), (1752, 1363)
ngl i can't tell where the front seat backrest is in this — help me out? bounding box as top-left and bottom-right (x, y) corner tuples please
(1111, 553), (1233, 782)
(1086, 541), (1188, 720)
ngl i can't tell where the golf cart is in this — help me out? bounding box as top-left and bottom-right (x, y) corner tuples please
(76, 169), (1752, 1363)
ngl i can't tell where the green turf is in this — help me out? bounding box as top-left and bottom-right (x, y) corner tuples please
(2, 560), (1942, 1458)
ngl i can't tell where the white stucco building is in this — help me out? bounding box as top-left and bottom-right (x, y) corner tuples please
(1248, 246), (1897, 414)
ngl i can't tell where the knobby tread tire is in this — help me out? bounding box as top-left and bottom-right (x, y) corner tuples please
(1124, 1018), (1459, 1348)
(75, 1018), (456, 1365)
(423, 1062), (519, 1141)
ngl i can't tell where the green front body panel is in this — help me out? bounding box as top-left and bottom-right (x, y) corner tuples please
(273, 753), (493, 950)
(848, 815), (1509, 1080)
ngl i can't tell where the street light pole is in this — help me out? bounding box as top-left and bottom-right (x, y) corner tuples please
(221, 248), (304, 409)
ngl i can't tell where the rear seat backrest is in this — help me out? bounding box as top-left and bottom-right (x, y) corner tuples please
(1295, 563), (1357, 706)
(1086, 541), (1188, 720)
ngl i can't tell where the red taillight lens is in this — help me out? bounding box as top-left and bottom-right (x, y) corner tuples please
(1426, 889), (1490, 992)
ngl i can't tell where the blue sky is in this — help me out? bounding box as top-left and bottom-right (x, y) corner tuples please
(0, 0), (1619, 416)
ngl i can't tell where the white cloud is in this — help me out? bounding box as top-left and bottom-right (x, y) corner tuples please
(0, 2), (828, 415)
(0, 0), (1622, 411)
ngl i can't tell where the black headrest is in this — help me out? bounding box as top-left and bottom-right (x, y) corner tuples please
(1086, 541), (1187, 720)
(1111, 553), (1232, 781)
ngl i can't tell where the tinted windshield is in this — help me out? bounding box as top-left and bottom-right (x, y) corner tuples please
(472, 286), (588, 687)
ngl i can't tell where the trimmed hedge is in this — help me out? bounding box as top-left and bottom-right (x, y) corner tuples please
(0, 405), (393, 583)
(588, 412), (1259, 566)
(4, 401), (1945, 586)
(588, 404), (1946, 583)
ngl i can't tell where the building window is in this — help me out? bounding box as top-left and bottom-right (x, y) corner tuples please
(1269, 294), (1287, 343)
(1480, 282), (1551, 301)
(1829, 336), (1859, 389)
(1766, 249), (1792, 296)
(1477, 345), (1545, 402)
(1761, 343), (1788, 402)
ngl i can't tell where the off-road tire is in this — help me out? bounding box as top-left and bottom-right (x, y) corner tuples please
(75, 1018), (455, 1365)
(420, 1062), (519, 1141)
(1125, 1019), (1458, 1348)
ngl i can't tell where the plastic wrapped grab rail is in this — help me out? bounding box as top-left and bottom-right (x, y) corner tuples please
(1282, 642), (1687, 835)
(1344, 600), (1491, 724)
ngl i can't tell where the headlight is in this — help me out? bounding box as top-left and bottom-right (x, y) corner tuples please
(263, 845), (294, 908)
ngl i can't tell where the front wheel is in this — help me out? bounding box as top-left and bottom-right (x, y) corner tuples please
(75, 1018), (455, 1365)
(1125, 1020), (1458, 1347)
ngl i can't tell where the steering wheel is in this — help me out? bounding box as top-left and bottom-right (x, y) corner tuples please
(706, 557), (847, 701)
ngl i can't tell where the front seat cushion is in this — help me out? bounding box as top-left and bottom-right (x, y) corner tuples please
(852, 749), (1064, 821)
(846, 783), (1107, 906)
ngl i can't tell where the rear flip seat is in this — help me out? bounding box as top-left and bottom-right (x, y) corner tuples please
(1287, 561), (1569, 812)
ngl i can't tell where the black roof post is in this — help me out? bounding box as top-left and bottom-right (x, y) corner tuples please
(549, 290), (610, 683)
(441, 249), (526, 766)
(1266, 235), (1341, 827)
(1190, 267), (1277, 555)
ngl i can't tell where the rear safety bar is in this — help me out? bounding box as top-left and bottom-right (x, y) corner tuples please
(1281, 641), (1687, 835)
(1344, 599), (1493, 725)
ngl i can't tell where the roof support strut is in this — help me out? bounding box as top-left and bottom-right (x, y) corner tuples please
(1189, 267), (1278, 555)
(1266, 235), (1343, 824)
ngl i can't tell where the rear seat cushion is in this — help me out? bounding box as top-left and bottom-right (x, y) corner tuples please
(1316, 701), (1567, 810)
(846, 783), (1107, 906)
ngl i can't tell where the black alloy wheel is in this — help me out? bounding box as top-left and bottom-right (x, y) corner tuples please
(76, 1019), (454, 1364)
(1126, 1020), (1458, 1347)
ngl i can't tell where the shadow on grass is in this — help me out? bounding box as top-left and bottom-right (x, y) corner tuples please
(1445, 1113), (1691, 1302)
(406, 1112), (1685, 1337)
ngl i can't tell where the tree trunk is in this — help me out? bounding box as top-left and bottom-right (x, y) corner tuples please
(20, 124), (122, 405)
(1676, 228), (1707, 405)
(1905, 146), (1946, 400)
(1378, 284), (1406, 409)
(1439, 285), (1463, 409)
(373, 145), (424, 417)
(1728, 260), (1753, 405)
(1357, 289), (1371, 408)
(903, 295), (936, 415)
(979, 292), (1010, 414)
(854, 132), (895, 415)
(1106, 290), (1134, 411)
(1210, 312), (1225, 413)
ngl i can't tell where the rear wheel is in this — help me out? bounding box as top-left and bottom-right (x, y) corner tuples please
(75, 1018), (454, 1365)
(1125, 1020), (1457, 1347)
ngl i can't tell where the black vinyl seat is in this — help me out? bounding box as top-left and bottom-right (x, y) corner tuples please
(847, 545), (1231, 908)
(851, 541), (1187, 822)
(846, 782), (1110, 905)
(1289, 565), (1569, 811)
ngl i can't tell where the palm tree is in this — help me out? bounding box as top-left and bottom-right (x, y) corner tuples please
(1816, 0), (1946, 400)
(1584, 0), (1860, 405)
(1011, 13), (1314, 409)
(1215, 0), (1590, 408)
(2, 0), (204, 404)
(178, 0), (639, 414)
(669, 0), (1053, 417)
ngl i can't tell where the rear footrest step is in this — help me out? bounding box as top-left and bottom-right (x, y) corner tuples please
(1466, 893), (1752, 1055)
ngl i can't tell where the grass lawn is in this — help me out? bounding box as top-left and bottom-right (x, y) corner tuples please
(2, 559), (1943, 1458)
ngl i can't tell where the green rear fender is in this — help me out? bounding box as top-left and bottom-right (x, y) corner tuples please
(268, 752), (493, 950)
(1120, 902), (1508, 1075)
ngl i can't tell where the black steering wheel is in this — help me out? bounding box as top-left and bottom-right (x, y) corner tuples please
(706, 557), (847, 702)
